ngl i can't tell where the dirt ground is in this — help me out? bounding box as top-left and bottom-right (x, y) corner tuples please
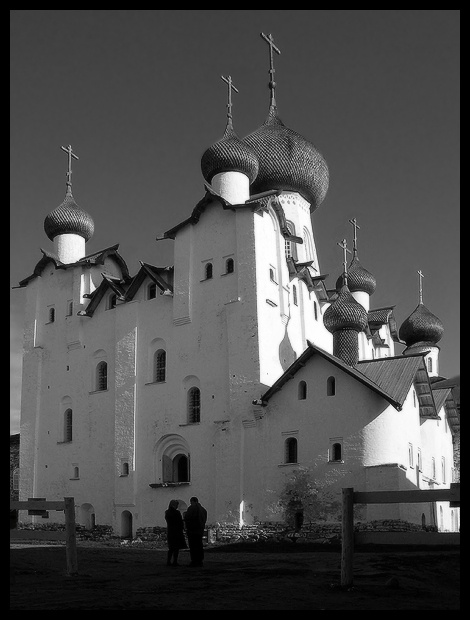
(10, 540), (460, 610)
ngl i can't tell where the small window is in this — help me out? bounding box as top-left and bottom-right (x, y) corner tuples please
(413, 389), (416, 407)
(327, 376), (336, 396)
(293, 285), (298, 306)
(96, 361), (108, 391)
(205, 263), (213, 280)
(417, 449), (422, 471)
(314, 301), (318, 321)
(427, 357), (433, 372)
(188, 387), (201, 424)
(64, 409), (73, 442)
(331, 442), (342, 462)
(432, 457), (436, 479)
(148, 283), (157, 299)
(298, 381), (307, 400)
(12, 468), (19, 491)
(108, 294), (117, 310)
(154, 349), (166, 383)
(441, 457), (446, 483)
(269, 267), (277, 283)
(48, 307), (55, 323)
(408, 443), (413, 468)
(122, 462), (130, 476)
(73, 466), (80, 479)
(285, 437), (298, 464)
(225, 258), (234, 274)
(66, 300), (73, 316)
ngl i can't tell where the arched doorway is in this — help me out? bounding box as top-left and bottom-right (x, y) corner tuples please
(79, 503), (96, 530)
(121, 510), (133, 538)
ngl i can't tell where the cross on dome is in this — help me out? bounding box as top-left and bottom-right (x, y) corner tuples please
(221, 75), (239, 125)
(260, 32), (281, 109)
(349, 217), (361, 255)
(417, 269), (425, 304)
(337, 238), (352, 286)
(61, 144), (79, 195)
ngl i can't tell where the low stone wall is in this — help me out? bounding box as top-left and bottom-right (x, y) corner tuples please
(15, 519), (438, 544)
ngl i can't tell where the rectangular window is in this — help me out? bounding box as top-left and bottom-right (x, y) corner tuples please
(408, 443), (413, 468)
(441, 457), (446, 483)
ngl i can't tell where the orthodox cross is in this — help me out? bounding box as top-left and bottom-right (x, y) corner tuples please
(417, 269), (424, 304)
(337, 238), (352, 286)
(348, 218), (361, 255)
(61, 144), (79, 194)
(260, 32), (281, 108)
(221, 75), (239, 125)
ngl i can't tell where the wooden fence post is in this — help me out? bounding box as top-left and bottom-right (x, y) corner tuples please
(341, 487), (354, 588)
(64, 497), (78, 575)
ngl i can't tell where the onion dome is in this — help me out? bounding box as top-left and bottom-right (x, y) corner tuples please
(44, 188), (94, 242)
(335, 256), (376, 295)
(398, 303), (444, 347)
(243, 108), (329, 211)
(201, 121), (259, 184)
(324, 285), (368, 334)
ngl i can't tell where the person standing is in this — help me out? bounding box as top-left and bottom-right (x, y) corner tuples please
(183, 496), (207, 567)
(164, 499), (187, 566)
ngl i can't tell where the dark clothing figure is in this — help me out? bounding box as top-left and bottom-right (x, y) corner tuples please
(184, 496), (207, 567)
(164, 500), (186, 566)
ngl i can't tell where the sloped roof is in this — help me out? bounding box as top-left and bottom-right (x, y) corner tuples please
(431, 381), (460, 433)
(358, 354), (439, 420)
(78, 274), (127, 317)
(125, 262), (174, 300)
(259, 342), (411, 410)
(16, 244), (131, 288)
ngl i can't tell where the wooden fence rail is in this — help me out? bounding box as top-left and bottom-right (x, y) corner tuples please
(341, 483), (460, 587)
(10, 496), (78, 575)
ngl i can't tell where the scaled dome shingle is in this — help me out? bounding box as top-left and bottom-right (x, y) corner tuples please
(44, 191), (94, 242)
(323, 285), (369, 333)
(243, 109), (329, 210)
(335, 256), (376, 296)
(201, 123), (259, 184)
(398, 303), (444, 346)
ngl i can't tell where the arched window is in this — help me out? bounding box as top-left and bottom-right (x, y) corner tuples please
(205, 263), (213, 280)
(314, 301), (318, 320)
(427, 357), (433, 372)
(108, 294), (117, 310)
(327, 376), (336, 396)
(188, 387), (201, 423)
(148, 283), (157, 299)
(226, 258), (234, 274)
(174, 454), (189, 482)
(96, 361), (108, 391)
(285, 437), (298, 464)
(154, 349), (166, 383)
(122, 462), (129, 476)
(303, 228), (314, 262)
(48, 307), (55, 323)
(12, 468), (19, 491)
(64, 409), (73, 442)
(66, 300), (73, 316)
(293, 285), (298, 306)
(298, 381), (307, 400)
(331, 442), (342, 462)
(73, 466), (79, 479)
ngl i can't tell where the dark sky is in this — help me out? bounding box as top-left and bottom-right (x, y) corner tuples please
(10, 10), (460, 432)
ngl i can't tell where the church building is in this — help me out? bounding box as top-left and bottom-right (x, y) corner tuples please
(16, 35), (459, 536)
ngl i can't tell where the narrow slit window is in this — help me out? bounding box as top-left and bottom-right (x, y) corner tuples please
(298, 380), (307, 400)
(154, 349), (166, 383)
(331, 442), (342, 462)
(64, 409), (73, 442)
(327, 376), (336, 396)
(205, 263), (213, 280)
(188, 387), (201, 424)
(293, 285), (298, 306)
(96, 361), (108, 391)
(225, 258), (234, 274)
(48, 307), (55, 323)
(285, 437), (298, 464)
(148, 283), (157, 299)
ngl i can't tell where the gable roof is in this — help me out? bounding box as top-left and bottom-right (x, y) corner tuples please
(431, 384), (460, 433)
(357, 354), (439, 420)
(258, 342), (422, 411)
(125, 262), (174, 300)
(78, 274), (127, 317)
(15, 244), (131, 288)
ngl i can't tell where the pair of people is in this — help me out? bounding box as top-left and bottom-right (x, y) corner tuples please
(164, 496), (207, 567)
